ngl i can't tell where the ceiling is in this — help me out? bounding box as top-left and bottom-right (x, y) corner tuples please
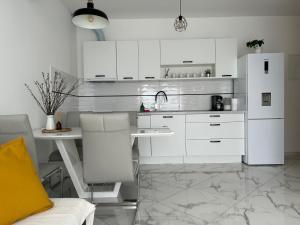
(61, 0), (300, 19)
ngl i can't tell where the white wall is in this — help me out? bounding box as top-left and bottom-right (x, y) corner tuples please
(0, 0), (76, 129)
(76, 16), (300, 153)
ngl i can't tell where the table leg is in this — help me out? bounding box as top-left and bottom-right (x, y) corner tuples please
(55, 139), (88, 198)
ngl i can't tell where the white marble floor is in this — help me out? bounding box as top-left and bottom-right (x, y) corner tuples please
(93, 158), (300, 225)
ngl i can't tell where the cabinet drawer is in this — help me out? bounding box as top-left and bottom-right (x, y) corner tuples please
(186, 139), (245, 156)
(186, 122), (244, 139)
(151, 115), (183, 128)
(186, 114), (244, 123)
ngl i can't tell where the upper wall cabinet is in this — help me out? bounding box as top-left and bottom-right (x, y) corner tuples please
(215, 38), (237, 78)
(139, 40), (161, 80)
(117, 41), (139, 80)
(83, 41), (117, 81)
(160, 39), (216, 66)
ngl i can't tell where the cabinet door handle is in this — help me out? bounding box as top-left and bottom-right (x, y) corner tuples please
(182, 60), (193, 64)
(210, 140), (221, 143)
(162, 125), (168, 128)
(163, 116), (173, 119)
(145, 76), (155, 79)
(95, 75), (105, 78)
(123, 77), (133, 80)
(222, 75), (232, 77)
(264, 59), (269, 74)
(210, 123), (221, 126)
(209, 115), (221, 118)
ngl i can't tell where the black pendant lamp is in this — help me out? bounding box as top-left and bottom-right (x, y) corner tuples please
(174, 0), (187, 32)
(72, 0), (109, 29)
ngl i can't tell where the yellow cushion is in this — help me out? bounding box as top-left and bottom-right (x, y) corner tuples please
(0, 137), (53, 225)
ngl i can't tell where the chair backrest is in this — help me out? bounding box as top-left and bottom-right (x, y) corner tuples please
(65, 111), (81, 127)
(0, 114), (39, 170)
(80, 113), (134, 184)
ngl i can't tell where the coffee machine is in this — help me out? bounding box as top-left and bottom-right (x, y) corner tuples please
(211, 95), (224, 111)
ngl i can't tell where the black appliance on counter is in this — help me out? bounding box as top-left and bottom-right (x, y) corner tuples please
(211, 95), (224, 111)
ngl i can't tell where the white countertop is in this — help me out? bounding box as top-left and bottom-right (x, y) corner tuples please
(138, 110), (246, 116)
(33, 126), (174, 140)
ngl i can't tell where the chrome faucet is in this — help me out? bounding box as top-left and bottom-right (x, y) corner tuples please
(155, 91), (168, 111)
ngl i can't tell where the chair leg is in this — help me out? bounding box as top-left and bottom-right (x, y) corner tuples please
(42, 166), (64, 198)
(134, 170), (140, 224)
(90, 184), (94, 203)
(59, 167), (64, 198)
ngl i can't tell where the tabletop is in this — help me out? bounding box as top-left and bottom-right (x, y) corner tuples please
(33, 127), (174, 140)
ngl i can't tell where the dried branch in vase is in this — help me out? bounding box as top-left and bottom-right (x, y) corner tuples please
(25, 72), (80, 115)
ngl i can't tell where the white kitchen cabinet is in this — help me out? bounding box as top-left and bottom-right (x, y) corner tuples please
(186, 139), (244, 156)
(83, 41), (117, 81)
(186, 122), (244, 139)
(186, 113), (244, 123)
(137, 116), (151, 157)
(139, 40), (161, 80)
(186, 113), (245, 157)
(151, 115), (185, 157)
(160, 39), (216, 65)
(117, 41), (139, 80)
(215, 39), (237, 78)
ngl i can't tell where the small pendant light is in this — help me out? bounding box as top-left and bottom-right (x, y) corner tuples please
(72, 0), (109, 29)
(174, 0), (187, 32)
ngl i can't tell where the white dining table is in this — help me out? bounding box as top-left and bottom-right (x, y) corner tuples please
(33, 126), (174, 202)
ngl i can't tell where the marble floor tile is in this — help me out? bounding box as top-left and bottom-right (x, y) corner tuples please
(51, 160), (300, 225)
(144, 171), (215, 189)
(210, 185), (300, 225)
(139, 173), (183, 202)
(95, 207), (136, 225)
(136, 200), (207, 225)
(161, 186), (233, 223)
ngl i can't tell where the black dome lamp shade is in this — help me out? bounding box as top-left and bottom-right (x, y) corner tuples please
(72, 0), (109, 29)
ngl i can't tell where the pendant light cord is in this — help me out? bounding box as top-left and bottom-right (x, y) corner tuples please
(180, 0), (182, 16)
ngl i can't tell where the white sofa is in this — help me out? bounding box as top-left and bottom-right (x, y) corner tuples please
(14, 198), (95, 225)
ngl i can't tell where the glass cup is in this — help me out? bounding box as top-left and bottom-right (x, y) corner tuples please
(188, 73), (194, 78)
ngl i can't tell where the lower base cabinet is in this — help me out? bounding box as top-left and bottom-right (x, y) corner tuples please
(186, 139), (244, 156)
(151, 115), (186, 157)
(137, 116), (151, 157)
(138, 113), (245, 164)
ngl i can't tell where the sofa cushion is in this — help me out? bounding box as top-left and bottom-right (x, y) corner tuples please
(0, 137), (53, 225)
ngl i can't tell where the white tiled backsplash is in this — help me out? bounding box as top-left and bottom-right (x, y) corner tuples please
(78, 80), (233, 112)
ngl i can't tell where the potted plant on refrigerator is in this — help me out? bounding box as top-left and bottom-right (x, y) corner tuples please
(25, 72), (79, 130)
(246, 39), (264, 53)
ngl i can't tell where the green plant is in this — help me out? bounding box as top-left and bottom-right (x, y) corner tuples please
(246, 39), (264, 48)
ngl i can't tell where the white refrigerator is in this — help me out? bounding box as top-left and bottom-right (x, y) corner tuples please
(236, 53), (284, 165)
